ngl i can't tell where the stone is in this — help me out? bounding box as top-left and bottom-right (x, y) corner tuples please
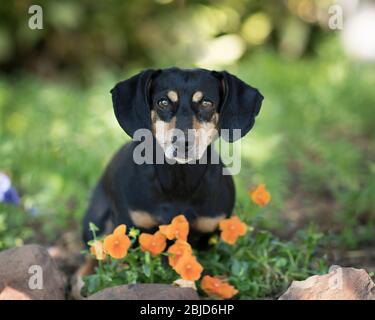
(0, 244), (66, 300)
(279, 265), (375, 300)
(88, 283), (200, 300)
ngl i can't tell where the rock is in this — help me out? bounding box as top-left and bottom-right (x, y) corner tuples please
(0, 244), (66, 300)
(279, 265), (375, 300)
(0, 286), (31, 300)
(88, 284), (200, 300)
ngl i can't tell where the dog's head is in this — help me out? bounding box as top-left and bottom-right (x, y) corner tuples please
(111, 67), (263, 163)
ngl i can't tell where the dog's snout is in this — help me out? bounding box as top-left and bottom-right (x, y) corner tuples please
(172, 131), (195, 152)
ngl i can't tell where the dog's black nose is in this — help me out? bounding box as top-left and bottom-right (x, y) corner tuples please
(173, 133), (194, 155)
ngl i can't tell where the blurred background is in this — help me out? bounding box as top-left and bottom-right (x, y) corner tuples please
(0, 0), (374, 272)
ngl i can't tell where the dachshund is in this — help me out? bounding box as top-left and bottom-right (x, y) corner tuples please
(82, 67), (263, 247)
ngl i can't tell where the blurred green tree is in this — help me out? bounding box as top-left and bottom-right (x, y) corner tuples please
(0, 0), (335, 81)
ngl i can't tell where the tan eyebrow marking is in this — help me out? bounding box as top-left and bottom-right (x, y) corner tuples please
(192, 91), (203, 102)
(167, 90), (178, 102)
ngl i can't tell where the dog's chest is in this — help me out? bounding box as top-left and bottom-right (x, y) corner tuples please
(154, 163), (209, 200)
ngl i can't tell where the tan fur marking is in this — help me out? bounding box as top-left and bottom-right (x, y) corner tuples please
(151, 110), (158, 135)
(151, 110), (176, 144)
(193, 215), (226, 233)
(192, 91), (203, 102)
(192, 113), (219, 131)
(76, 255), (96, 277)
(192, 113), (219, 155)
(167, 90), (178, 102)
(71, 255), (96, 299)
(129, 210), (159, 229)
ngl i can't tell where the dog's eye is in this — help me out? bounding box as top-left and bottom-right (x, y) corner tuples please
(158, 98), (170, 109)
(201, 99), (213, 108)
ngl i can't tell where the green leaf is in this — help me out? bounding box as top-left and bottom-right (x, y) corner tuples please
(231, 259), (241, 276)
(231, 260), (248, 277)
(144, 251), (151, 265)
(89, 222), (99, 233)
(142, 264), (151, 278)
(275, 257), (287, 268)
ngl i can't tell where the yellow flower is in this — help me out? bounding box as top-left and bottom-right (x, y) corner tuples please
(128, 227), (139, 239)
(89, 240), (106, 260)
(208, 235), (219, 245)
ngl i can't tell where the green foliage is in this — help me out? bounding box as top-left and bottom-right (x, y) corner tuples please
(0, 204), (34, 250)
(83, 248), (179, 296)
(83, 222), (327, 299)
(0, 1), (332, 79)
(83, 227), (178, 296)
(198, 225), (327, 299)
(233, 47), (375, 248)
(0, 74), (126, 242)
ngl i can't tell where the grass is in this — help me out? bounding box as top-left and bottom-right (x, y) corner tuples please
(0, 203), (34, 250)
(0, 41), (374, 296)
(232, 43), (375, 248)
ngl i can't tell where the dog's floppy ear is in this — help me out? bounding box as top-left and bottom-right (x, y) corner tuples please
(111, 69), (159, 138)
(213, 71), (264, 142)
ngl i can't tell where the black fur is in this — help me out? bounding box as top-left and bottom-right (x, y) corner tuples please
(83, 67), (263, 246)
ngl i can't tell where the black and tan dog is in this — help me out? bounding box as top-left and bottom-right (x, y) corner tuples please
(82, 67), (263, 246)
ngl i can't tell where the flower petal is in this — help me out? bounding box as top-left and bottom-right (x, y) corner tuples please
(113, 224), (126, 236)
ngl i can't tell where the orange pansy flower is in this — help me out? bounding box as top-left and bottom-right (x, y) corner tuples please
(174, 253), (203, 281)
(201, 275), (238, 299)
(90, 240), (106, 260)
(249, 184), (271, 206)
(219, 216), (247, 245)
(103, 224), (131, 259)
(139, 231), (167, 257)
(167, 240), (193, 268)
(159, 214), (189, 241)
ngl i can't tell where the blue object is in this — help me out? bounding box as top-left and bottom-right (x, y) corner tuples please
(0, 172), (20, 206)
